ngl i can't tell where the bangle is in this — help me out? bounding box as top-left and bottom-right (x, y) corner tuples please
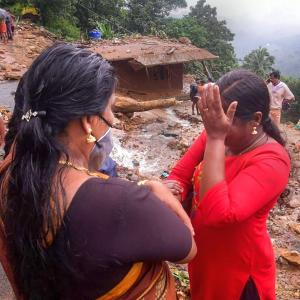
(137, 180), (149, 186)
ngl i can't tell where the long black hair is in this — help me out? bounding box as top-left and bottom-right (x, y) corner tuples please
(217, 69), (285, 146)
(0, 43), (116, 299)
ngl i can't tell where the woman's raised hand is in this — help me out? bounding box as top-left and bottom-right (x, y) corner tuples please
(198, 84), (237, 140)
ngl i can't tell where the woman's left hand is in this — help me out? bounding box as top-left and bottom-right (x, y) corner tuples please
(163, 180), (183, 198)
(198, 84), (237, 140)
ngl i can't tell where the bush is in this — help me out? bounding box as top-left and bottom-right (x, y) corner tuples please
(46, 17), (81, 40)
(281, 76), (300, 123)
(7, 3), (24, 16)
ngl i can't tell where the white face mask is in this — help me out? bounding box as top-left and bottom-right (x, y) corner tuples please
(88, 128), (113, 172)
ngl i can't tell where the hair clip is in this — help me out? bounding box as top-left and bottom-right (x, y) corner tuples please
(21, 110), (46, 122)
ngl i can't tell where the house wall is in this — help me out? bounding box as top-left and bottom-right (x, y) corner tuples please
(112, 61), (183, 93)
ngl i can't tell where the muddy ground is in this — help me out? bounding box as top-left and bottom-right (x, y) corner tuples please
(0, 23), (300, 300)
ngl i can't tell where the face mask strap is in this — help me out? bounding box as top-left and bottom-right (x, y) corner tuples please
(99, 114), (113, 128)
(95, 127), (112, 148)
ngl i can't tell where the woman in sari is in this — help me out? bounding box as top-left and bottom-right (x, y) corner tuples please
(166, 70), (290, 300)
(0, 43), (196, 300)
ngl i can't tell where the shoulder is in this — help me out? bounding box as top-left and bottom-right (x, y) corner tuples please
(245, 143), (290, 169)
(74, 177), (151, 208)
(77, 177), (145, 198)
(67, 177), (152, 223)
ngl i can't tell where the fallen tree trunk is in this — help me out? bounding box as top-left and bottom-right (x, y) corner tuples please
(114, 96), (178, 113)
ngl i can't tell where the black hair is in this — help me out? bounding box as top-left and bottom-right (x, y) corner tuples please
(217, 69), (285, 146)
(0, 43), (116, 299)
(270, 70), (280, 79)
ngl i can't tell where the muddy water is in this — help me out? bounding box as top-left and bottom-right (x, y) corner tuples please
(112, 106), (203, 177)
(0, 81), (18, 108)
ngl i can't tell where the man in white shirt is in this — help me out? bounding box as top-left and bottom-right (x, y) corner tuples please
(267, 71), (295, 126)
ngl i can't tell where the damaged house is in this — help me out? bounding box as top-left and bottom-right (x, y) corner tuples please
(89, 37), (218, 100)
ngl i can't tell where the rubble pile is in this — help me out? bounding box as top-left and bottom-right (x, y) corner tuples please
(0, 23), (54, 81)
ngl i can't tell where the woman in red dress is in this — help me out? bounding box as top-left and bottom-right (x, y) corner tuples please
(166, 70), (290, 300)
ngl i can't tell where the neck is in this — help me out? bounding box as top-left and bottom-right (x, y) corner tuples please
(228, 131), (267, 156)
(58, 139), (90, 169)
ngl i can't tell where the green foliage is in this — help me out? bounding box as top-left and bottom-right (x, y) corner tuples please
(242, 47), (275, 79)
(47, 17), (81, 40)
(164, 16), (207, 46)
(95, 21), (115, 39)
(125, 0), (187, 35)
(189, 0), (237, 78)
(5, 2), (22, 16)
(31, 0), (77, 26)
(281, 77), (300, 123)
(75, 0), (127, 33)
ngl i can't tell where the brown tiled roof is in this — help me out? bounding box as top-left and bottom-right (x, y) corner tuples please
(89, 36), (218, 67)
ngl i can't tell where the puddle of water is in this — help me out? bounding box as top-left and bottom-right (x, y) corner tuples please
(165, 107), (190, 127)
(0, 80), (19, 109)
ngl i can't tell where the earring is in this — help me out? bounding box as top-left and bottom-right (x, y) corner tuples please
(251, 126), (258, 135)
(86, 128), (96, 143)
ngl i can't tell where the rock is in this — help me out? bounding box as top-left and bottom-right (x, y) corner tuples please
(4, 72), (22, 80)
(132, 159), (140, 167)
(162, 131), (179, 138)
(127, 174), (139, 182)
(179, 37), (192, 45)
(289, 222), (300, 235)
(281, 250), (300, 267)
(156, 117), (165, 123)
(167, 140), (178, 150)
(24, 34), (36, 39)
(289, 195), (300, 208)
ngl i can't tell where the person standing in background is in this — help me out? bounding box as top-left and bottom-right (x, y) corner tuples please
(268, 71), (295, 127)
(5, 14), (13, 40)
(0, 17), (8, 44)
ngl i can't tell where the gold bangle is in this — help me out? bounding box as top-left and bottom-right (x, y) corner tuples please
(137, 180), (149, 186)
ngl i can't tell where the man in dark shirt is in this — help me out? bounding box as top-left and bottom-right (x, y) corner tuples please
(190, 79), (205, 115)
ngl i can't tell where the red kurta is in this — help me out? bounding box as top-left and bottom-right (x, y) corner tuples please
(169, 131), (290, 300)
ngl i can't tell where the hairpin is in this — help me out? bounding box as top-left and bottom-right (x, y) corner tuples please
(21, 110), (46, 122)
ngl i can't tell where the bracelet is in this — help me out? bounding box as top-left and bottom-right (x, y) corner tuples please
(137, 180), (149, 186)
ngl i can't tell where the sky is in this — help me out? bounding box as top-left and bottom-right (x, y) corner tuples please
(172, 0), (300, 58)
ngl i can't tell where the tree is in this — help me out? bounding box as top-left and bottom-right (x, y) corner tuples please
(281, 76), (300, 123)
(242, 47), (275, 78)
(31, 0), (77, 25)
(125, 0), (187, 35)
(164, 16), (207, 47)
(75, 0), (127, 33)
(189, 0), (237, 78)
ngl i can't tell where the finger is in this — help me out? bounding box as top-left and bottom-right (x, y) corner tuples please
(200, 85), (208, 109)
(206, 83), (215, 111)
(172, 182), (183, 192)
(211, 85), (223, 113)
(164, 181), (182, 192)
(226, 101), (238, 123)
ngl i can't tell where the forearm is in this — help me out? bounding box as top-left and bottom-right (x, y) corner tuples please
(200, 137), (226, 200)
